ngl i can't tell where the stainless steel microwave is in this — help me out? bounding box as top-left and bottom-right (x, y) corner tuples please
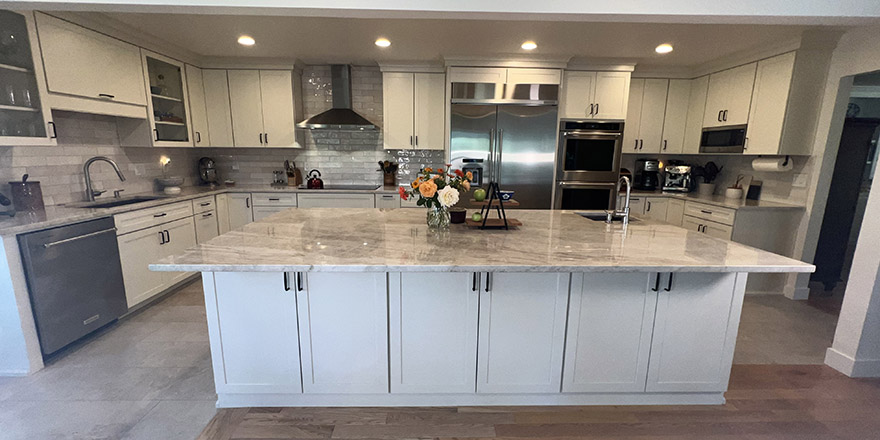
(700, 125), (747, 153)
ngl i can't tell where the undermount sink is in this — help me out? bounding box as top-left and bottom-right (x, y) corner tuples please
(70, 196), (166, 209)
(577, 211), (639, 223)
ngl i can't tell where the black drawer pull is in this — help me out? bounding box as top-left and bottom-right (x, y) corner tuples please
(200, 202), (211, 206)
(98, 93), (115, 99)
(268, 198), (280, 201)
(700, 210), (713, 214)
(153, 213), (167, 218)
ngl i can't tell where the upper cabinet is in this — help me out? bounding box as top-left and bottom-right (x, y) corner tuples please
(561, 71), (630, 120)
(745, 52), (797, 155)
(35, 12), (147, 119)
(682, 76), (709, 155)
(202, 69), (234, 147)
(622, 78), (668, 154)
(185, 64), (210, 147)
(142, 50), (193, 147)
(660, 79), (691, 155)
(228, 69), (300, 148)
(702, 62), (756, 128)
(0, 10), (55, 146)
(382, 72), (444, 150)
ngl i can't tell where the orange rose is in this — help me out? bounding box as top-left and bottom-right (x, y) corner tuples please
(411, 178), (421, 188)
(424, 167), (433, 173)
(437, 168), (444, 174)
(418, 179), (438, 198)
(465, 171), (473, 180)
(454, 169), (464, 178)
(462, 180), (471, 191)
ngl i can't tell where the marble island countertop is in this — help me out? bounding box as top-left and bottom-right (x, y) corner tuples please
(150, 208), (815, 274)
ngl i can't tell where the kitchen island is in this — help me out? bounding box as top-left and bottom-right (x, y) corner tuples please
(151, 208), (813, 407)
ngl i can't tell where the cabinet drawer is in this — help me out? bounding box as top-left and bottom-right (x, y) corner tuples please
(682, 215), (734, 240)
(376, 193), (400, 209)
(684, 202), (736, 226)
(194, 210), (220, 243)
(251, 192), (298, 207)
(191, 196), (215, 213)
(114, 201), (194, 235)
(297, 193), (375, 209)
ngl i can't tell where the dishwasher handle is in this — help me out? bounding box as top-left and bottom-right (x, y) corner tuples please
(42, 228), (117, 249)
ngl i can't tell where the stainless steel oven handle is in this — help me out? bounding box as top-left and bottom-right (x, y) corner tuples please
(42, 228), (117, 249)
(563, 131), (622, 137)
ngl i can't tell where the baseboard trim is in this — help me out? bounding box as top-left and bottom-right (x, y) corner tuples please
(825, 348), (880, 377)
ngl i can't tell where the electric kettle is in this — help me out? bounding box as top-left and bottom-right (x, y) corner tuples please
(306, 169), (324, 189)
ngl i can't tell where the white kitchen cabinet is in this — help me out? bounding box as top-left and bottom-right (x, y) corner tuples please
(561, 71), (630, 120)
(647, 272), (744, 392)
(297, 193), (375, 208)
(376, 193), (400, 209)
(194, 210), (219, 243)
(161, 216), (197, 286)
(117, 225), (166, 308)
(563, 273), (656, 393)
(389, 272), (479, 393)
(202, 69), (234, 147)
(683, 215), (734, 240)
(228, 69), (298, 148)
(683, 76), (709, 154)
(506, 68), (562, 85)
(703, 63), (756, 128)
(643, 197), (668, 222)
(0, 10), (56, 147)
(297, 272), (388, 394)
(477, 272), (569, 394)
(447, 67), (507, 85)
(253, 206), (290, 221)
(227, 70), (264, 147)
(141, 50), (193, 147)
(226, 193), (254, 230)
(383, 72), (444, 150)
(35, 12), (147, 117)
(623, 78), (668, 153)
(215, 194), (231, 234)
(185, 64), (210, 147)
(211, 272), (302, 394)
(745, 52), (796, 155)
(665, 199), (685, 226)
(660, 79), (691, 154)
(619, 195), (646, 215)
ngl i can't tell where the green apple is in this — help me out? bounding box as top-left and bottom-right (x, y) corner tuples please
(471, 212), (483, 222)
(473, 188), (487, 202)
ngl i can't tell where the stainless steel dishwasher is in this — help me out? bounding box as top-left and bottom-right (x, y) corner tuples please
(18, 217), (127, 356)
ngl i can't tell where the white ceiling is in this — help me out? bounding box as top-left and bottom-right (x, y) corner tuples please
(99, 12), (828, 69)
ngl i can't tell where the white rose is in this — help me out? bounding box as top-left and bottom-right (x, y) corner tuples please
(437, 185), (460, 208)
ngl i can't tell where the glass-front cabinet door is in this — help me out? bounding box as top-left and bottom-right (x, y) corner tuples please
(141, 49), (193, 147)
(0, 10), (56, 146)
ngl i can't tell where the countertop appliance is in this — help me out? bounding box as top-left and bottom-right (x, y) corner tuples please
(700, 125), (747, 154)
(663, 165), (694, 192)
(306, 169), (324, 189)
(198, 157), (220, 185)
(450, 104), (558, 209)
(18, 217), (127, 357)
(553, 120), (624, 210)
(634, 159), (661, 191)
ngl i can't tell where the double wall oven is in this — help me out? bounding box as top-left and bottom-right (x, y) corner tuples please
(554, 120), (624, 210)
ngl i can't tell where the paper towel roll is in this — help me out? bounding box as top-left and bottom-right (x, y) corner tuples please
(752, 156), (793, 172)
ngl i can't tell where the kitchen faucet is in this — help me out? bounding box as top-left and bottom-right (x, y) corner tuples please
(84, 156), (126, 201)
(607, 175), (632, 225)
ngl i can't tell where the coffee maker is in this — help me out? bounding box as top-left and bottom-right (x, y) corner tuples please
(634, 159), (660, 190)
(198, 157), (220, 186)
(663, 165), (693, 192)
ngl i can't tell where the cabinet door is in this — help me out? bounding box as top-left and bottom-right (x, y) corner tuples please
(160, 216), (197, 287)
(259, 70), (297, 147)
(661, 79), (691, 154)
(382, 72), (415, 150)
(647, 272), (743, 392)
(117, 226), (165, 308)
(644, 197), (668, 221)
(296, 193), (375, 208)
(622, 78), (644, 153)
(746, 53), (796, 155)
(413, 73), (445, 150)
(637, 79), (669, 153)
(297, 272), (388, 394)
(215, 194), (231, 234)
(665, 199), (685, 226)
(228, 70), (265, 147)
(593, 72), (630, 120)
(227, 193), (253, 230)
(35, 13), (146, 106)
(142, 50), (193, 147)
(626, 196), (646, 216)
(683, 76), (709, 154)
(702, 220), (734, 240)
(253, 206), (288, 221)
(682, 215), (706, 233)
(194, 211), (219, 243)
(477, 272), (569, 393)
(563, 273), (656, 393)
(202, 69), (234, 147)
(185, 64), (210, 147)
(561, 71), (595, 119)
(212, 272), (302, 393)
(376, 193), (399, 209)
(389, 272), (479, 393)
(703, 71), (728, 128)
(723, 63), (757, 126)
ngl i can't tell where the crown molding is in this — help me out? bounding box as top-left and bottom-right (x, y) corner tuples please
(566, 58), (638, 72)
(444, 56), (570, 69)
(379, 61), (445, 73)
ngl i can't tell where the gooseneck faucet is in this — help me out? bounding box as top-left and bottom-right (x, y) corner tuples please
(84, 156), (126, 201)
(607, 175), (632, 225)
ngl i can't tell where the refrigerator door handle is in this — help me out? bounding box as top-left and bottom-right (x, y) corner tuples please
(496, 128), (504, 184)
(488, 129), (496, 183)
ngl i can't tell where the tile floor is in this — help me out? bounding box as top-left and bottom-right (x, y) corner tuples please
(0, 280), (841, 439)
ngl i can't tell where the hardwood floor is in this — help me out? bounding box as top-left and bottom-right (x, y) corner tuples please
(197, 365), (880, 440)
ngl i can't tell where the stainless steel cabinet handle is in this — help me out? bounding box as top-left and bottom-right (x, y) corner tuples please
(744, 137), (749, 150)
(665, 273), (674, 292)
(48, 121), (57, 139)
(42, 228), (117, 249)
(153, 129), (159, 142)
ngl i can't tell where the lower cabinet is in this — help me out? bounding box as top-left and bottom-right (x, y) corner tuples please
(253, 206), (289, 221)
(376, 193), (400, 209)
(643, 197), (668, 222)
(646, 272), (743, 392)
(227, 193), (254, 229)
(389, 272), (479, 393)
(194, 210), (219, 243)
(162, 217), (198, 287)
(562, 273), (656, 393)
(297, 193), (375, 208)
(666, 199), (685, 226)
(215, 194), (231, 234)
(297, 272), (388, 393)
(211, 272), (302, 393)
(477, 272), (569, 393)
(682, 215), (734, 240)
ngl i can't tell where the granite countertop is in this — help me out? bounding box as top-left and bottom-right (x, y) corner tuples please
(150, 208), (814, 274)
(0, 184), (399, 236)
(625, 190), (803, 211)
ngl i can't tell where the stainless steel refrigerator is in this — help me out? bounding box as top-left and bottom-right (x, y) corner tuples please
(449, 105), (558, 209)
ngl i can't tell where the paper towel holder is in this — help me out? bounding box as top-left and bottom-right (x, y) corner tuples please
(757, 155), (791, 166)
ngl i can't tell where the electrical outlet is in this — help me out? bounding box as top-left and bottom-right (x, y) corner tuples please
(133, 164), (145, 176)
(792, 173), (808, 188)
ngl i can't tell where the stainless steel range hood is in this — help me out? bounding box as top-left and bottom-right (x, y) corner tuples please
(296, 65), (378, 130)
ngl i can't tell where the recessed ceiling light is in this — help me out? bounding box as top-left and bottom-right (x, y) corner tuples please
(521, 41), (538, 50)
(375, 38), (391, 48)
(655, 43), (674, 54)
(238, 35), (255, 46)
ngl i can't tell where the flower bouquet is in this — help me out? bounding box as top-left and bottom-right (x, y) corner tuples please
(399, 165), (473, 229)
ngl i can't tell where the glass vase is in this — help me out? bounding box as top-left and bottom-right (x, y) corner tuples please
(426, 206), (450, 230)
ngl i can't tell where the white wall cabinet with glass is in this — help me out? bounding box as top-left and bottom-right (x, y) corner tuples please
(0, 10), (55, 146)
(141, 50), (193, 147)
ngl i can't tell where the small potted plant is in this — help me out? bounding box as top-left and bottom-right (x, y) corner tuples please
(692, 162), (722, 196)
(725, 175), (745, 199)
(399, 165), (473, 230)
